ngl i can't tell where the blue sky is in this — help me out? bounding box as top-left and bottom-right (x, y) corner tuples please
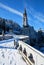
(0, 0), (44, 31)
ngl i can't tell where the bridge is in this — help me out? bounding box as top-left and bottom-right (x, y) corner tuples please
(0, 34), (44, 65)
(18, 40), (44, 65)
(13, 34), (44, 65)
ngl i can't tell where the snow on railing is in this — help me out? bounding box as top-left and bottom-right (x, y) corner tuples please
(18, 41), (44, 65)
(0, 38), (44, 65)
(0, 38), (14, 44)
(0, 38), (14, 48)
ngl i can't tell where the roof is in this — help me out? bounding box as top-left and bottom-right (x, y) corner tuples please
(13, 35), (29, 39)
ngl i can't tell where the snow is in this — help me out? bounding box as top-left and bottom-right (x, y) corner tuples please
(0, 49), (27, 65)
(13, 35), (29, 39)
(0, 39), (27, 65)
(0, 39), (14, 48)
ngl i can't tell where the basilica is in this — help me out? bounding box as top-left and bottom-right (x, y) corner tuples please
(22, 9), (37, 40)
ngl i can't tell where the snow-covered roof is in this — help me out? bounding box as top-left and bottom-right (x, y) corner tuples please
(13, 35), (29, 39)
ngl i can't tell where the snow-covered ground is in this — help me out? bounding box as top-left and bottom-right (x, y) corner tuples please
(0, 48), (27, 65)
(0, 39), (27, 65)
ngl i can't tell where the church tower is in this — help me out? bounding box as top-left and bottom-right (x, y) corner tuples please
(23, 9), (28, 27)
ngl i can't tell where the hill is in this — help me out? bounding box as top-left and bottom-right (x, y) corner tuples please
(0, 17), (21, 34)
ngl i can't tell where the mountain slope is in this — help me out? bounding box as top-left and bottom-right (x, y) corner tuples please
(0, 17), (21, 34)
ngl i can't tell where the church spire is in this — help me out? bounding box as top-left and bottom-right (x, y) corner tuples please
(23, 8), (28, 27)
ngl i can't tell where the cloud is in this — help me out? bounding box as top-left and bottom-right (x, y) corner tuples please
(0, 3), (23, 17)
(27, 7), (44, 23)
(34, 13), (44, 22)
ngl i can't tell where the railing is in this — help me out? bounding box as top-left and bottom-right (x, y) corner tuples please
(0, 38), (14, 48)
(0, 38), (44, 65)
(19, 50), (35, 65)
(0, 38), (14, 44)
(18, 41), (44, 65)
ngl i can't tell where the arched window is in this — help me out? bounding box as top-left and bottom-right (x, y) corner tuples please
(23, 48), (27, 56)
(19, 45), (22, 51)
(16, 42), (19, 48)
(28, 53), (35, 63)
(28, 53), (33, 59)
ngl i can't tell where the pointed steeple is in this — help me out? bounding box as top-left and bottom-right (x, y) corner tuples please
(24, 8), (27, 17)
(23, 8), (28, 27)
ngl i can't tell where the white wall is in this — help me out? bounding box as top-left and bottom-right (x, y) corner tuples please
(18, 41), (44, 65)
